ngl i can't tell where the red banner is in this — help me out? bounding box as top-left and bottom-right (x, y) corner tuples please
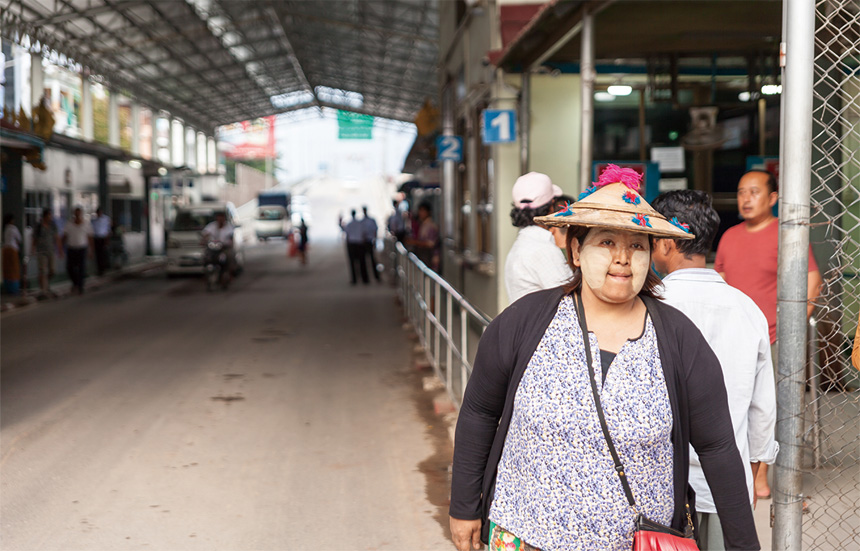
(217, 116), (276, 160)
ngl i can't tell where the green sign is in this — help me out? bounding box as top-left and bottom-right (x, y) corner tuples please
(337, 110), (373, 140)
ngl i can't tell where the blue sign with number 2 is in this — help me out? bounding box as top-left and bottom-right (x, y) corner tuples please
(482, 109), (517, 144)
(436, 135), (463, 162)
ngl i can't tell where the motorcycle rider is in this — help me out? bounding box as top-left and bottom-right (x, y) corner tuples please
(201, 211), (236, 281)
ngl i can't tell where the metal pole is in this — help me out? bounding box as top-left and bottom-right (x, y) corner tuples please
(579, 7), (595, 193)
(435, 280), (442, 371)
(460, 308), (468, 402)
(774, 0), (816, 548)
(638, 88), (647, 161)
(759, 97), (768, 156)
(807, 316), (822, 469)
(442, 84), (456, 244)
(520, 71), (531, 172)
(446, 293), (454, 395)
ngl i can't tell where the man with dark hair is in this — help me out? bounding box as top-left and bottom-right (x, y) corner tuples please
(714, 170), (821, 499)
(652, 190), (778, 551)
(360, 206), (381, 282)
(33, 208), (63, 297)
(342, 209), (369, 285)
(504, 172), (572, 303)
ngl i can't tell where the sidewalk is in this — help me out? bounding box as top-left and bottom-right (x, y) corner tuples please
(0, 256), (166, 313)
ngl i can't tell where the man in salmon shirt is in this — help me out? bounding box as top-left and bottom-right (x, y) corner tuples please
(715, 169), (822, 501)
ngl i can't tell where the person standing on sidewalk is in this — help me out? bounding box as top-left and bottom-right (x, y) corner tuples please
(360, 206), (381, 282)
(504, 172), (571, 303)
(62, 207), (94, 294)
(91, 207), (111, 276)
(2, 214), (23, 295)
(341, 210), (368, 285)
(652, 190), (778, 550)
(33, 209), (63, 298)
(714, 170), (822, 500)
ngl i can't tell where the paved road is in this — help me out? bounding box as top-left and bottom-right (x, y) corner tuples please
(1, 235), (453, 550)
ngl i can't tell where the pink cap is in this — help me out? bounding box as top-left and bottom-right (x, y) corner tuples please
(512, 172), (563, 209)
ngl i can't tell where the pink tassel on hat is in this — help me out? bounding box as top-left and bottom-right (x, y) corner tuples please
(594, 164), (642, 192)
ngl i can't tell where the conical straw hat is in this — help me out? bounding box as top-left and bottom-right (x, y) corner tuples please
(534, 165), (695, 240)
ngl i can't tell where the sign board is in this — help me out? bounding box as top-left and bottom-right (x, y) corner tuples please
(337, 110), (374, 140)
(217, 116), (276, 160)
(659, 178), (688, 192)
(482, 109), (516, 144)
(650, 146), (685, 173)
(436, 135), (463, 162)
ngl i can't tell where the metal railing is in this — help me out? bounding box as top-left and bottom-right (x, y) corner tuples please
(385, 239), (492, 408)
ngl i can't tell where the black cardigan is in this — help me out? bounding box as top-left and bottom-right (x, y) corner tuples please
(449, 287), (760, 551)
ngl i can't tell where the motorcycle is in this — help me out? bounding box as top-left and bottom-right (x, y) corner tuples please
(204, 241), (231, 291)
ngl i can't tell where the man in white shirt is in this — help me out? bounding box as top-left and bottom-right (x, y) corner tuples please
(341, 209), (369, 285)
(504, 172), (573, 303)
(201, 211), (236, 277)
(360, 206), (381, 282)
(651, 190), (778, 550)
(91, 207), (112, 276)
(63, 207), (95, 294)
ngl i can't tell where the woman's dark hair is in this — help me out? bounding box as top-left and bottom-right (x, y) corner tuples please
(510, 202), (553, 228)
(3, 214), (13, 227)
(562, 226), (663, 299)
(418, 201), (432, 214)
(651, 190), (720, 257)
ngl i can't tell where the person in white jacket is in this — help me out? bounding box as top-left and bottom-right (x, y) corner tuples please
(504, 172), (572, 303)
(652, 190), (778, 551)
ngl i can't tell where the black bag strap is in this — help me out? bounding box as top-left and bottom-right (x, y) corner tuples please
(574, 292), (637, 510)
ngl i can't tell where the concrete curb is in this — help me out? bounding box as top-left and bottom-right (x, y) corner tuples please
(1, 257), (166, 313)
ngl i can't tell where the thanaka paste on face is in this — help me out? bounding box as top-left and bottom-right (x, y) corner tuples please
(576, 231), (650, 299)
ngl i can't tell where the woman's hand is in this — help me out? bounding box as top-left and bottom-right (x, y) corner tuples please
(450, 517), (483, 551)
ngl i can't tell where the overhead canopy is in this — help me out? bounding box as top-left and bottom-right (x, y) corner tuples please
(495, 0), (781, 70)
(1, 0), (439, 133)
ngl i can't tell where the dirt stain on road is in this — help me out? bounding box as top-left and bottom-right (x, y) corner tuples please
(211, 394), (245, 403)
(407, 366), (454, 542)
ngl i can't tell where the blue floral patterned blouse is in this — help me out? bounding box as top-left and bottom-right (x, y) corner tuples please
(488, 295), (674, 550)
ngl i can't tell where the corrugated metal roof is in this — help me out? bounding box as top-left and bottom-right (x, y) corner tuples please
(1, 0), (439, 132)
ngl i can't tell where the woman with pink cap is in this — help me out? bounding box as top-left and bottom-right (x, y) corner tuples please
(505, 172), (573, 303)
(449, 166), (759, 551)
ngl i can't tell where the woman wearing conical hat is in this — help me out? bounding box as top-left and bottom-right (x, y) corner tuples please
(449, 165), (760, 551)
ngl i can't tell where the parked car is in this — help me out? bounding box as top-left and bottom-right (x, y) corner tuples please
(255, 205), (289, 240)
(166, 202), (244, 275)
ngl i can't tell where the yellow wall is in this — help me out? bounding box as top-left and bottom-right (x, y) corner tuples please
(529, 73), (583, 196)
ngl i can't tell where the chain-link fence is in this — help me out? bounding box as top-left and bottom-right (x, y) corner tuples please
(792, 0), (860, 549)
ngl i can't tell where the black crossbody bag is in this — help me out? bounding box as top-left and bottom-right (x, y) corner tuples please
(574, 293), (698, 551)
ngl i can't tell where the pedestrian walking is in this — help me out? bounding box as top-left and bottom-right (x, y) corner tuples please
(296, 218), (309, 266)
(450, 165), (760, 551)
(652, 190), (778, 551)
(360, 206), (381, 282)
(341, 210), (368, 285)
(62, 207), (94, 294)
(503, 172), (572, 303)
(714, 170), (822, 500)
(387, 199), (407, 242)
(406, 202), (439, 272)
(92, 207), (111, 276)
(2, 214), (23, 295)
(33, 208), (63, 298)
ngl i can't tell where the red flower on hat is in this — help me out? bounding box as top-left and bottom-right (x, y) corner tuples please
(670, 217), (691, 233)
(632, 213), (652, 228)
(553, 201), (574, 217)
(622, 190), (641, 205)
(594, 164), (642, 192)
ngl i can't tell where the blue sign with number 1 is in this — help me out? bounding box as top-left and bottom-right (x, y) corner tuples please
(436, 135), (463, 162)
(482, 109), (517, 144)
